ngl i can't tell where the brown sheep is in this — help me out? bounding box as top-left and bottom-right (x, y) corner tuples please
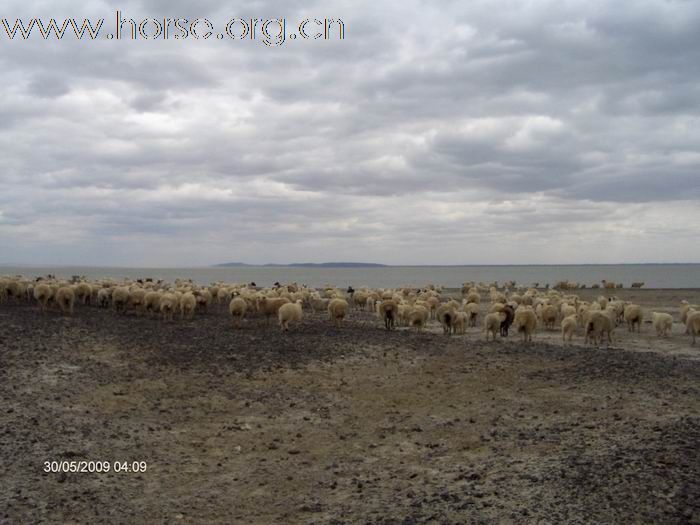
(379, 299), (399, 331)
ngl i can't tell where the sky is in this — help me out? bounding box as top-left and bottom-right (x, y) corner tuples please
(1, 0), (699, 267)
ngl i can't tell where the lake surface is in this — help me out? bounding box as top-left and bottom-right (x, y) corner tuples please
(2, 265), (699, 289)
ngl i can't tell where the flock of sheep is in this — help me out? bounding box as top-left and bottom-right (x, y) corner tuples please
(1, 275), (699, 346)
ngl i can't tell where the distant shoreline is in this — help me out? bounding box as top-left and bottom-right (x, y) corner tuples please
(2, 262), (699, 269)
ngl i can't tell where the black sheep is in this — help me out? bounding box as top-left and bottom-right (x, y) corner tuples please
(500, 305), (515, 336)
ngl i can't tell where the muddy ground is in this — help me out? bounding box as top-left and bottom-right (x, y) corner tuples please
(1, 289), (700, 524)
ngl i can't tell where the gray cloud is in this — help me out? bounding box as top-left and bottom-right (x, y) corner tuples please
(1, 0), (700, 265)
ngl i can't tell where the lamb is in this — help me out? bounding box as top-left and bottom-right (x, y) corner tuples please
(561, 314), (577, 342)
(379, 299), (399, 331)
(484, 312), (506, 341)
(651, 312), (673, 337)
(623, 304), (643, 333)
(33, 283), (52, 312)
(513, 307), (537, 342)
(180, 292), (197, 320)
(328, 298), (349, 327)
(686, 311), (700, 345)
(278, 300), (303, 331)
(55, 286), (75, 316)
(585, 311), (614, 345)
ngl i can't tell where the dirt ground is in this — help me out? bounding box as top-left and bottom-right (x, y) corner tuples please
(1, 289), (700, 524)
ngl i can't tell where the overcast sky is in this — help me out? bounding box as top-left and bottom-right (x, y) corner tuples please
(1, 0), (699, 266)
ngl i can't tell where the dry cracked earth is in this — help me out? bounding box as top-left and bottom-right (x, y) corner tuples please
(1, 289), (700, 524)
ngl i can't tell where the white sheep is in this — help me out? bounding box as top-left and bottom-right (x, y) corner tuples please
(159, 293), (178, 321)
(328, 298), (349, 327)
(129, 288), (147, 315)
(144, 291), (162, 317)
(561, 314), (577, 342)
(560, 303), (577, 320)
(687, 311), (700, 345)
(540, 304), (558, 330)
(112, 286), (130, 314)
(484, 312), (506, 341)
(55, 286), (75, 316)
(229, 297), (247, 329)
(437, 303), (458, 334)
(278, 300), (303, 331)
(464, 302), (480, 327)
(407, 305), (429, 331)
(585, 311), (614, 345)
(651, 312), (672, 337)
(33, 283), (52, 312)
(451, 311), (467, 335)
(623, 304), (643, 333)
(97, 288), (112, 308)
(74, 282), (92, 306)
(513, 307), (537, 342)
(180, 292), (197, 320)
(258, 296), (290, 323)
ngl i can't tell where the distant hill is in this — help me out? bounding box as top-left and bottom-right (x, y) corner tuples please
(213, 262), (387, 268)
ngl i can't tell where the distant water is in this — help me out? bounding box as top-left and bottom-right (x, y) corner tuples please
(1, 265), (699, 289)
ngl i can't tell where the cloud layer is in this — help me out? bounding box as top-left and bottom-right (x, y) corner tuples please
(1, 0), (699, 265)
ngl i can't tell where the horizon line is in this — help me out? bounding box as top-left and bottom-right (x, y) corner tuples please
(2, 262), (700, 269)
